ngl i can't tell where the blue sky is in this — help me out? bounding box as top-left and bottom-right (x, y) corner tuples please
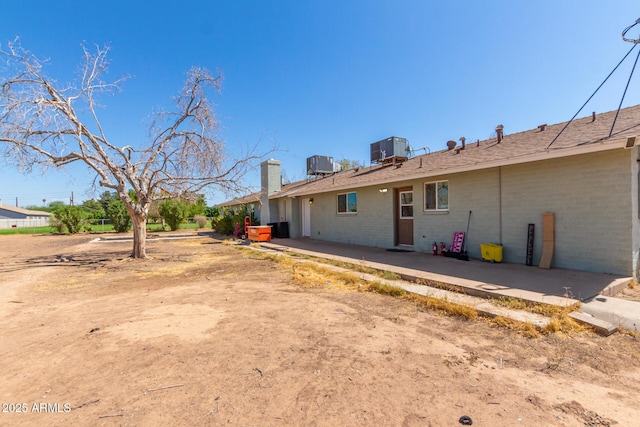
(1, 1), (639, 207)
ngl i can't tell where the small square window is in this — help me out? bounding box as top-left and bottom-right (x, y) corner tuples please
(425, 181), (448, 211)
(337, 192), (357, 214)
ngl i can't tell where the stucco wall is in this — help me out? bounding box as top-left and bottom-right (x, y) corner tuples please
(300, 148), (633, 276)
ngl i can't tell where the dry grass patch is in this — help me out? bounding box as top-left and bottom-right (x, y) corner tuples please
(491, 296), (585, 334)
(367, 281), (407, 297)
(406, 293), (479, 320)
(274, 249), (403, 281)
(490, 316), (541, 338)
(414, 277), (466, 294)
(34, 271), (108, 292)
(233, 245), (589, 336)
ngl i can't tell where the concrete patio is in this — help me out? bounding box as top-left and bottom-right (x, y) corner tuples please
(263, 238), (630, 304)
(258, 238), (639, 332)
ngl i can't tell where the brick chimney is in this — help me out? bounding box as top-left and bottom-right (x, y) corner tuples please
(260, 159), (281, 225)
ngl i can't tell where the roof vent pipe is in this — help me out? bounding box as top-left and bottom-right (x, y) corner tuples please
(538, 124), (547, 132)
(592, 111), (596, 122)
(446, 140), (457, 150)
(496, 124), (504, 143)
(459, 136), (466, 150)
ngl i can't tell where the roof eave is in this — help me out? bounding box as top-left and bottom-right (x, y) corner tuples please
(284, 137), (632, 197)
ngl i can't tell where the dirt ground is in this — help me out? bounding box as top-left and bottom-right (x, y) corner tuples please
(0, 233), (639, 427)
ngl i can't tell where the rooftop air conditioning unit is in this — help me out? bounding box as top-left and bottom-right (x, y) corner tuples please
(370, 136), (408, 164)
(307, 155), (334, 175)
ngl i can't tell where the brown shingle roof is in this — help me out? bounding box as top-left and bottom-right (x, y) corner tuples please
(215, 178), (313, 207)
(218, 105), (640, 206)
(275, 105), (640, 198)
(215, 192), (260, 207)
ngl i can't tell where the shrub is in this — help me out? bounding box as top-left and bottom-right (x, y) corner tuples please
(194, 215), (208, 229)
(52, 206), (88, 234)
(49, 215), (66, 234)
(159, 199), (188, 231)
(211, 206), (257, 236)
(212, 214), (235, 235)
(106, 198), (132, 233)
(205, 206), (220, 218)
(81, 199), (106, 221)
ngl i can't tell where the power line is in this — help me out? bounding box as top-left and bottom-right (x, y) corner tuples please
(546, 41), (638, 149)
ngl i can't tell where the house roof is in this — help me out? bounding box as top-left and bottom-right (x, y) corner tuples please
(0, 204), (52, 216)
(215, 178), (312, 207)
(219, 105), (640, 205)
(216, 192), (260, 207)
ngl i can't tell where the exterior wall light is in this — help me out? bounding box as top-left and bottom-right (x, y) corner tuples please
(379, 188), (388, 193)
(309, 198), (314, 205)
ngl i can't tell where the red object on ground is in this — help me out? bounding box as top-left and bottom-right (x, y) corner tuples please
(247, 226), (272, 242)
(243, 216), (251, 239)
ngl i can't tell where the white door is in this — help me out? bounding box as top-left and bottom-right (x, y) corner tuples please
(302, 198), (311, 237)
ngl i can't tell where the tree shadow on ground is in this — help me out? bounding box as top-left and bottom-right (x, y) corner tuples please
(0, 250), (133, 273)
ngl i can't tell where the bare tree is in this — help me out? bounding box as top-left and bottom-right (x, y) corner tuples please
(0, 40), (264, 258)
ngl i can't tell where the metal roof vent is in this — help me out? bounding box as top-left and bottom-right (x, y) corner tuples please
(496, 124), (504, 143)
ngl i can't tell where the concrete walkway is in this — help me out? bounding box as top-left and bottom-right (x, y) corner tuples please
(260, 238), (639, 332)
(580, 296), (640, 332)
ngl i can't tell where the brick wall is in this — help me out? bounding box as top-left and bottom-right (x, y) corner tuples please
(295, 148), (633, 276)
(501, 149), (631, 274)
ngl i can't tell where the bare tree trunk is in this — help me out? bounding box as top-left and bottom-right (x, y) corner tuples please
(131, 214), (147, 258)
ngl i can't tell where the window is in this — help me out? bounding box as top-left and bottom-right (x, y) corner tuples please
(337, 192), (357, 214)
(424, 181), (448, 211)
(399, 191), (413, 218)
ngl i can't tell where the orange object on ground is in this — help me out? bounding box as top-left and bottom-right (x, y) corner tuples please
(247, 225), (272, 242)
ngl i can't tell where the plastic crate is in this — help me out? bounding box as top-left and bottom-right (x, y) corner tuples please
(480, 244), (503, 263)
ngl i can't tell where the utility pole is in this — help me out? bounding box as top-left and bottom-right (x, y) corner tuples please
(70, 191), (74, 206)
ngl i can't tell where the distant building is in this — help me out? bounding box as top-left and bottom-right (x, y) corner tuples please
(0, 204), (52, 229)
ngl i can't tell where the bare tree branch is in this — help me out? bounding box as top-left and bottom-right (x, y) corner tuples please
(0, 39), (272, 258)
